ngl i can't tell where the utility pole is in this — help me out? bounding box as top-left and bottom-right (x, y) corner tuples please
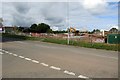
(67, 28), (70, 45)
(67, 0), (70, 45)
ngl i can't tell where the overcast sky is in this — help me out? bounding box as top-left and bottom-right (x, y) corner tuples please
(1, 0), (119, 31)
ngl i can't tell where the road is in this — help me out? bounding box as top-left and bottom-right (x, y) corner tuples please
(1, 38), (118, 79)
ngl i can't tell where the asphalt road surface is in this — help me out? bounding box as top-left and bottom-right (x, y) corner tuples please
(1, 38), (118, 78)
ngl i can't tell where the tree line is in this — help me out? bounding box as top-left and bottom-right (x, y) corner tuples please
(17, 23), (52, 33)
(17, 23), (67, 34)
(17, 23), (119, 34)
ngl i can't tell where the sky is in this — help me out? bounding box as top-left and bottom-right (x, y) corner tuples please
(0, 0), (119, 31)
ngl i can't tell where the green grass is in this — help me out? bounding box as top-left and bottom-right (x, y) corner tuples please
(2, 33), (42, 40)
(68, 40), (118, 51)
(2, 33), (119, 51)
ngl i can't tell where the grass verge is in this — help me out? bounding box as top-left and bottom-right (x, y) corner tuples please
(2, 33), (119, 51)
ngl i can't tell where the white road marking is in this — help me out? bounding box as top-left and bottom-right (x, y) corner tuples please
(13, 54), (18, 56)
(4, 51), (9, 53)
(78, 75), (89, 79)
(8, 53), (13, 55)
(31, 60), (39, 63)
(0, 49), (2, 51)
(19, 56), (25, 58)
(41, 63), (49, 67)
(50, 66), (61, 71)
(64, 70), (76, 76)
(25, 58), (32, 61)
(2, 50), (91, 79)
(2, 49), (5, 52)
(0, 52), (3, 55)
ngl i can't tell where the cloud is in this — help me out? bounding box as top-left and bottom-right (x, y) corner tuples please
(81, 0), (108, 15)
(82, 0), (106, 9)
(3, 2), (68, 28)
(13, 2), (31, 14)
(41, 2), (67, 27)
(2, 1), (118, 31)
(68, 2), (117, 30)
(4, 2), (33, 26)
(12, 13), (33, 27)
(2, 0), (119, 2)
(0, 2), (2, 18)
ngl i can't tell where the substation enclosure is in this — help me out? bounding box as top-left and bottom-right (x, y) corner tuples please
(107, 34), (120, 44)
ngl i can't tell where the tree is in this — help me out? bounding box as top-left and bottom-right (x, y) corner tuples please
(17, 26), (24, 32)
(91, 29), (100, 33)
(75, 30), (79, 36)
(109, 28), (118, 33)
(37, 23), (50, 33)
(53, 30), (67, 34)
(30, 23), (50, 33)
(47, 29), (53, 33)
(23, 28), (30, 33)
(30, 24), (37, 32)
(95, 29), (100, 33)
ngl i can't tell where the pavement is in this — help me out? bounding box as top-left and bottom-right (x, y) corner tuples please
(0, 38), (118, 78)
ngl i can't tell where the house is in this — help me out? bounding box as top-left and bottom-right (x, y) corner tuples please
(3, 26), (17, 33)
